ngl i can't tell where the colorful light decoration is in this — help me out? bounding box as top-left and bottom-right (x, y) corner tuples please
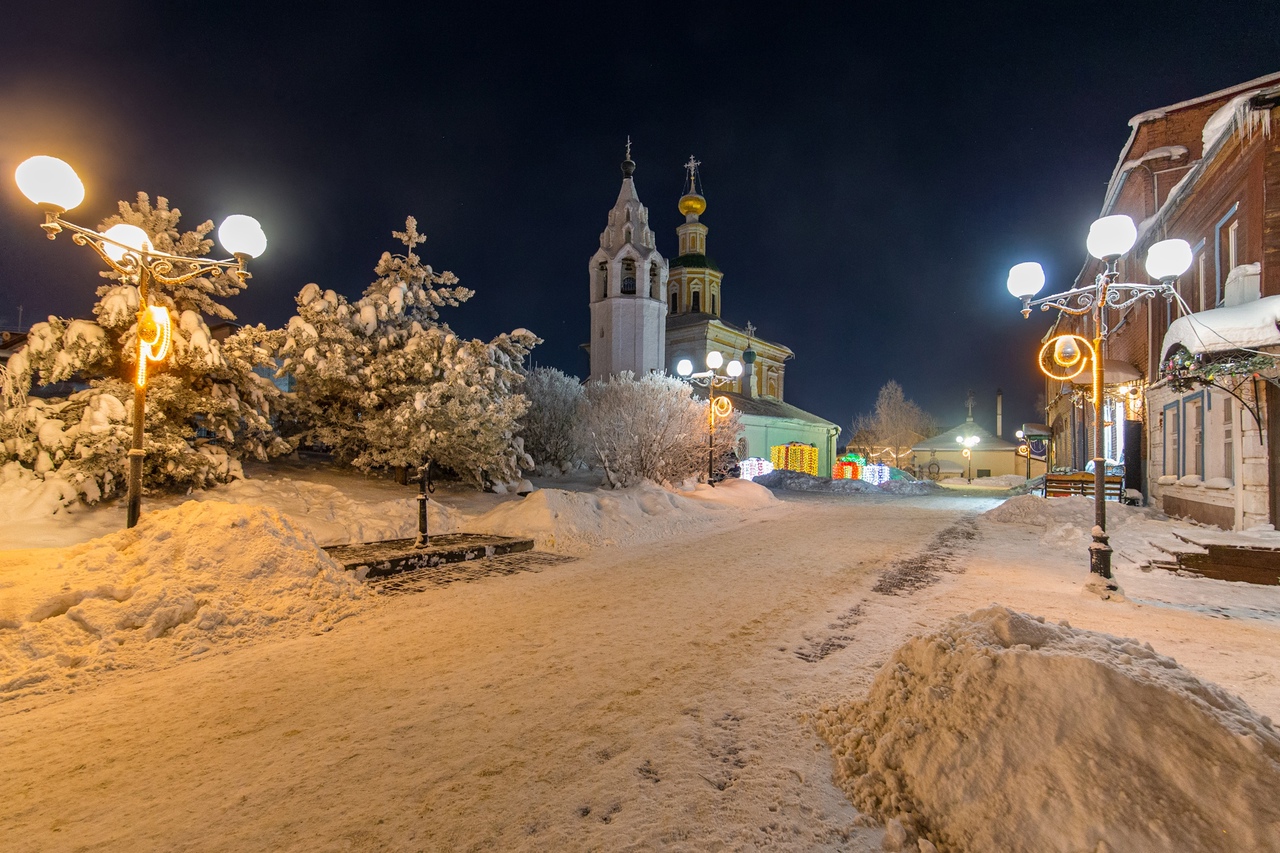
(860, 463), (890, 485)
(739, 457), (774, 481)
(772, 442), (819, 476)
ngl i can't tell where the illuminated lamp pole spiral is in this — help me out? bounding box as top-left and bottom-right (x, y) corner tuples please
(1008, 215), (1191, 586)
(14, 156), (267, 529)
(676, 351), (743, 486)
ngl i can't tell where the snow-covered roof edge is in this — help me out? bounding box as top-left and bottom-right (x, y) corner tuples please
(1160, 293), (1280, 359)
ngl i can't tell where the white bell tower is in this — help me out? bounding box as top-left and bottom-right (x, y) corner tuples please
(588, 141), (668, 381)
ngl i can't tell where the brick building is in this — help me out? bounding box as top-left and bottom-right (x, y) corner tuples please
(1045, 71), (1280, 530)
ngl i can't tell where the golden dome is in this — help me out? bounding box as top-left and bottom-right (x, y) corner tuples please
(678, 193), (706, 217)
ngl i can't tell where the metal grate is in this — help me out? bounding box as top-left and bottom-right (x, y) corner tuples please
(369, 551), (578, 595)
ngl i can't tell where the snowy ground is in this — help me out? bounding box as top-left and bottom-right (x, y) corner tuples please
(2, 463), (1279, 851)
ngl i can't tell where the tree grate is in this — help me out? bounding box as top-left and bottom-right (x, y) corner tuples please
(368, 551), (577, 595)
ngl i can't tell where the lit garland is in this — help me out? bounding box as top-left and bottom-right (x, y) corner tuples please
(860, 463), (890, 485)
(1161, 346), (1277, 393)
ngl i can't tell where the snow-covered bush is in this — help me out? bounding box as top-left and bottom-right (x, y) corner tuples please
(281, 218), (540, 488)
(580, 371), (740, 488)
(2, 194), (290, 503)
(519, 367), (585, 473)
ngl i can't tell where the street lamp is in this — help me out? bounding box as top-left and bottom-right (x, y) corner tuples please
(677, 351), (742, 485)
(15, 155), (266, 529)
(955, 433), (980, 481)
(1008, 214), (1191, 585)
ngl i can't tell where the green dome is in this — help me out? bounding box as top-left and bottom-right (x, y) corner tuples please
(670, 253), (720, 272)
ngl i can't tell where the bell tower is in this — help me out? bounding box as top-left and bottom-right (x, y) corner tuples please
(588, 141), (669, 381)
(667, 156), (724, 318)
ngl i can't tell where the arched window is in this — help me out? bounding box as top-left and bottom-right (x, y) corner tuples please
(692, 291), (701, 312)
(711, 294), (717, 315)
(597, 262), (607, 298)
(624, 227), (632, 244)
(649, 263), (659, 298)
(670, 290), (678, 313)
(621, 258), (636, 294)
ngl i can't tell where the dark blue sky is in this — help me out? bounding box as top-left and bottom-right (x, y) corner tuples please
(3, 2), (1278, 443)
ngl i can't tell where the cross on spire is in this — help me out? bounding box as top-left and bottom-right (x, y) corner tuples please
(625, 136), (632, 161)
(965, 389), (976, 421)
(745, 321), (757, 339)
(683, 155), (701, 194)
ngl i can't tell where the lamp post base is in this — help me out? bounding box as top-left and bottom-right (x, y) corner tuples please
(1089, 528), (1114, 580)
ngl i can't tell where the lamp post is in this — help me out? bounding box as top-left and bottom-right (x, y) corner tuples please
(676, 351), (743, 485)
(1008, 214), (1191, 583)
(956, 433), (980, 481)
(15, 156), (267, 528)
(1015, 429), (1032, 480)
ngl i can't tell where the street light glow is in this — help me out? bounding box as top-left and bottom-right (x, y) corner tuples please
(1006, 261), (1046, 298)
(15, 155), (85, 211)
(1085, 214), (1138, 261)
(1145, 238), (1193, 282)
(676, 358), (693, 377)
(726, 359), (743, 378)
(706, 350), (724, 370)
(218, 214), (268, 258)
(100, 223), (152, 263)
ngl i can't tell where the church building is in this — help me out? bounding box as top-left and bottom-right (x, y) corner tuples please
(585, 146), (840, 476)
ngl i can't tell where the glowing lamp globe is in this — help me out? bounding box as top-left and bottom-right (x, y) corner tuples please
(99, 223), (152, 263)
(1007, 262), (1046, 298)
(15, 155), (85, 211)
(676, 358), (693, 377)
(726, 359), (743, 378)
(706, 350), (724, 370)
(1145, 238), (1192, 281)
(218, 214), (267, 258)
(1086, 214), (1137, 261)
(1053, 336), (1081, 368)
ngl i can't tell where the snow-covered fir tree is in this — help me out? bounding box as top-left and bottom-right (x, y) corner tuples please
(2, 194), (290, 504)
(281, 218), (540, 488)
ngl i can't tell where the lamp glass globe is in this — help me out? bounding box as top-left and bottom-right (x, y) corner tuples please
(15, 156), (85, 211)
(676, 358), (693, 377)
(1086, 214), (1137, 260)
(218, 214), (267, 258)
(726, 359), (743, 377)
(1145, 238), (1192, 281)
(100, 224), (152, 263)
(705, 350), (724, 370)
(1006, 262), (1046, 298)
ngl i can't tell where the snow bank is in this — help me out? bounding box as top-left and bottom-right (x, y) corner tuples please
(755, 470), (937, 495)
(814, 606), (1280, 852)
(982, 493), (1152, 527)
(0, 502), (365, 700)
(464, 479), (776, 554)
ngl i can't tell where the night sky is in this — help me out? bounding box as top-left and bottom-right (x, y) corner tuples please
(3, 2), (1278, 445)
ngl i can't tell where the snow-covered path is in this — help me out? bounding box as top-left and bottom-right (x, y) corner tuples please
(1, 494), (980, 852)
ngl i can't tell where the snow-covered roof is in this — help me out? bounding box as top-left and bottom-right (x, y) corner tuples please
(911, 420), (1019, 452)
(1161, 294), (1280, 358)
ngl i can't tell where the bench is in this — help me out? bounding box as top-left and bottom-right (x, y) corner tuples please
(1043, 473), (1124, 502)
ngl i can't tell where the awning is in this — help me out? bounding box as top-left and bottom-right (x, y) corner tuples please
(1161, 294), (1280, 359)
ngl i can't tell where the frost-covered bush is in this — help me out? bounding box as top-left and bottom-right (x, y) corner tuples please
(2, 194), (290, 503)
(280, 218), (540, 489)
(580, 372), (740, 488)
(519, 367), (585, 473)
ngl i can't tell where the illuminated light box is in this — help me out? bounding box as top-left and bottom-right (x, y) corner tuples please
(739, 457), (774, 481)
(771, 442), (818, 476)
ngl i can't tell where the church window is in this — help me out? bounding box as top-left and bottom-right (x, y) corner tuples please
(622, 258), (636, 294)
(626, 208), (631, 221)
(597, 262), (607, 298)
(670, 290), (678, 313)
(649, 263), (659, 298)
(711, 294), (717, 315)
(624, 227), (632, 244)
(692, 291), (701, 312)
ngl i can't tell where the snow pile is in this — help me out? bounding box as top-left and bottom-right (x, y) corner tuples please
(814, 606), (1280, 852)
(465, 479), (775, 554)
(982, 493), (1151, 528)
(0, 501), (365, 700)
(190, 476), (465, 546)
(0, 461), (84, 522)
(877, 478), (940, 496)
(757, 470), (937, 496)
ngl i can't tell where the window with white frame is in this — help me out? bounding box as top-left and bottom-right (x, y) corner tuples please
(1186, 396), (1204, 477)
(1164, 403), (1180, 477)
(1222, 397), (1234, 482)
